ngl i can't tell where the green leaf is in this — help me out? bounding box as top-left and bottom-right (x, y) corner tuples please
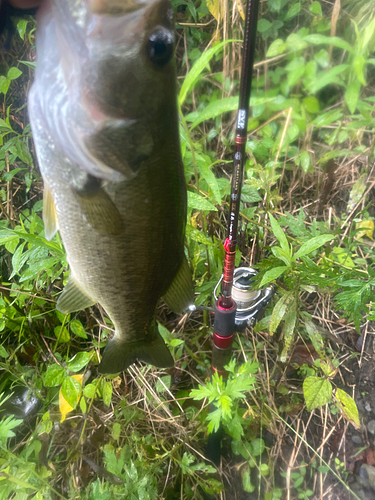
(179, 40), (236, 106)
(335, 388), (360, 429)
(80, 396), (87, 413)
(286, 33), (308, 52)
(83, 383), (97, 399)
(266, 39), (286, 57)
(15, 139), (33, 166)
(170, 338), (184, 347)
(307, 65), (349, 94)
(303, 376), (332, 411)
(259, 266), (288, 287)
(225, 411), (244, 440)
(19, 60), (36, 70)
(361, 17), (375, 52)
(67, 352), (91, 372)
(0, 229), (21, 245)
(317, 149), (353, 164)
(189, 96), (275, 129)
(69, 319), (88, 339)
(231, 440), (245, 456)
(207, 407), (222, 434)
(44, 364), (66, 387)
(285, 2), (301, 21)
(331, 247), (355, 269)
(304, 318), (326, 359)
(260, 463), (269, 476)
(102, 381), (112, 406)
(189, 97), (237, 128)
(241, 184), (262, 203)
(254, 314), (271, 333)
(303, 34), (354, 54)
(309, 1), (322, 15)
(112, 422), (121, 442)
(347, 173), (367, 212)
(61, 376), (81, 409)
(20, 257), (61, 282)
(11, 230), (64, 256)
(0, 76), (10, 94)
(250, 438), (265, 457)
(187, 192), (217, 211)
(335, 278), (375, 330)
(269, 214), (289, 254)
(279, 299), (297, 362)
(257, 19), (272, 33)
(3, 168), (27, 182)
(16, 19), (28, 40)
(10, 241), (27, 277)
(293, 234), (334, 260)
(155, 375), (171, 393)
(198, 161), (222, 206)
(314, 49), (329, 68)
(303, 96), (320, 114)
(0, 415), (23, 439)
(185, 224), (215, 246)
(54, 325), (70, 343)
(0, 118), (12, 132)
(270, 291), (294, 335)
(5, 236), (20, 255)
(345, 80), (361, 114)
(7, 67), (22, 80)
(312, 109), (343, 127)
(0, 345), (9, 358)
(271, 246), (292, 266)
(242, 465), (255, 493)
(300, 150), (311, 173)
(353, 55), (366, 85)
(179, 452), (196, 474)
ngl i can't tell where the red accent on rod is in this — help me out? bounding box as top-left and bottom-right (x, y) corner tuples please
(223, 238), (231, 252)
(223, 250), (236, 284)
(235, 135), (247, 145)
(212, 366), (228, 377)
(213, 332), (234, 349)
(217, 299), (235, 311)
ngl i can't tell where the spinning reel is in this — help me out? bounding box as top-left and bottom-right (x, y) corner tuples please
(214, 267), (276, 330)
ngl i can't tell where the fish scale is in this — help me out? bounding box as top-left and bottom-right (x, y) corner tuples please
(29, 0), (193, 373)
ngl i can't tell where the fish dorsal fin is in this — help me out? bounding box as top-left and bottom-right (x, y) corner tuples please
(57, 277), (96, 314)
(163, 256), (194, 314)
(43, 183), (59, 241)
(98, 331), (174, 374)
(73, 177), (124, 236)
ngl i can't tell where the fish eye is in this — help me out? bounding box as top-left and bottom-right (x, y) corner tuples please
(147, 28), (174, 67)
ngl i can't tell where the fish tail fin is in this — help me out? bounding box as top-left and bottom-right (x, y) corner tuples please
(98, 331), (174, 374)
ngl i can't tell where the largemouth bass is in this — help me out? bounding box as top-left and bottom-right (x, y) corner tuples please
(28, 0), (193, 374)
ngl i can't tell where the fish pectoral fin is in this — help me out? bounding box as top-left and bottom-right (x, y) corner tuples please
(73, 178), (124, 236)
(98, 332), (174, 374)
(43, 183), (59, 241)
(163, 255), (194, 314)
(56, 278), (96, 314)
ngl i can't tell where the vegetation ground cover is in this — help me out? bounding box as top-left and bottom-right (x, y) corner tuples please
(0, 0), (375, 498)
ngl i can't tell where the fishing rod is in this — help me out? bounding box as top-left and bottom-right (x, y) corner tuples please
(205, 0), (276, 467)
(212, 0), (260, 382)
